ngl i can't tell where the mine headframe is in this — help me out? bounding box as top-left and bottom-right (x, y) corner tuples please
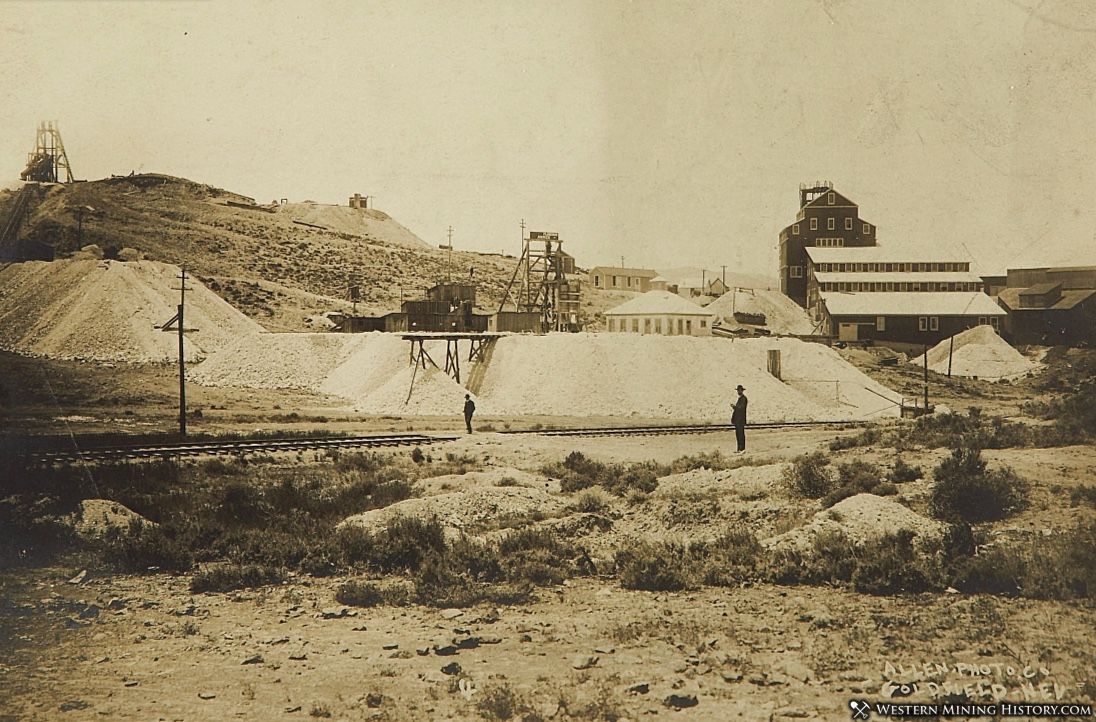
(21, 121), (74, 184)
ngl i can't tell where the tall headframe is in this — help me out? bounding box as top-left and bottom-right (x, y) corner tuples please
(498, 223), (578, 332)
(21, 121), (74, 183)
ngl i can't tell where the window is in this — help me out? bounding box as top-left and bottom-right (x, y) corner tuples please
(612, 275), (619, 287)
(978, 316), (987, 326)
(885, 282), (894, 291)
(912, 282), (921, 292)
(990, 316), (1000, 329)
(876, 316), (886, 331)
(686, 319), (692, 334)
(930, 317), (939, 331)
(810, 218), (817, 230)
(919, 317), (928, 331)
(644, 318), (651, 334)
(827, 192), (835, 205)
(677, 319), (684, 334)
(594, 275), (600, 287)
(700, 319), (707, 328)
(926, 282), (936, 292)
(863, 223), (870, 234)
(655, 319), (662, 334)
(845, 218), (853, 230)
(608, 318), (615, 332)
(632, 319), (639, 332)
(827, 218), (835, 230)
(793, 224), (800, 235)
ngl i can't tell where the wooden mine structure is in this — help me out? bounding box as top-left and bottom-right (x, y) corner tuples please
(21, 121), (74, 184)
(498, 225), (581, 332)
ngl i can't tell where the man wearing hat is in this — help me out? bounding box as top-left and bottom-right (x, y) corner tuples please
(731, 384), (748, 453)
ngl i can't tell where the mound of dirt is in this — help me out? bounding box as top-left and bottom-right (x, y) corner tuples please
(0, 259), (264, 363)
(414, 467), (548, 496)
(763, 494), (945, 553)
(477, 334), (901, 422)
(73, 499), (154, 540)
(911, 325), (1038, 380)
(337, 486), (564, 539)
(652, 463), (788, 499)
(278, 203), (428, 249)
(705, 289), (819, 335)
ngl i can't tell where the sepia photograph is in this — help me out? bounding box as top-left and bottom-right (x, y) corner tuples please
(1, 1), (1094, 720)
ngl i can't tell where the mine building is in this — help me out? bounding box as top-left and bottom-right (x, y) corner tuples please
(817, 291), (1005, 347)
(995, 265), (1096, 346)
(604, 290), (714, 336)
(589, 266), (658, 292)
(778, 182), (877, 308)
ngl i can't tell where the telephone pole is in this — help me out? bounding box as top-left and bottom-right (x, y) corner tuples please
(177, 266), (187, 436)
(446, 226), (454, 282)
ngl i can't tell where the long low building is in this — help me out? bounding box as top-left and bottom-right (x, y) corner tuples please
(604, 290), (714, 336)
(819, 291), (1005, 345)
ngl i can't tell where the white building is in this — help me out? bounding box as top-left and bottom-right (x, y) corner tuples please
(604, 290), (714, 336)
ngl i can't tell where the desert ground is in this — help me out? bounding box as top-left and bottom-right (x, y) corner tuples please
(2, 340), (1094, 722)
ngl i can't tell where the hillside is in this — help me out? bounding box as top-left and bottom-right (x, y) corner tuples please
(658, 265), (778, 291)
(0, 175), (522, 330)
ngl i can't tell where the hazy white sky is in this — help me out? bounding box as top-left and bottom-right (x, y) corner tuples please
(2, 0), (1094, 275)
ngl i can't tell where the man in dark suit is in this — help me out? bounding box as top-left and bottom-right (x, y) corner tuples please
(463, 393), (476, 434)
(731, 384), (748, 452)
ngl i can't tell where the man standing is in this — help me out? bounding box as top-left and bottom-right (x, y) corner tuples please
(463, 393), (476, 434)
(731, 384), (748, 453)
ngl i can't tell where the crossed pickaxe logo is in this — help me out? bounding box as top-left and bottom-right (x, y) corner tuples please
(849, 699), (871, 720)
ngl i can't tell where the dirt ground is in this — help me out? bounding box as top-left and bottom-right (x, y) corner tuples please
(2, 350), (1094, 721)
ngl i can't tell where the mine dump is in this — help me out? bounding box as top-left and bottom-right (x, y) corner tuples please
(4, 13), (1096, 719)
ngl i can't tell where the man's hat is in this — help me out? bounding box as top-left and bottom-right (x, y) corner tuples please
(736, 385), (745, 391)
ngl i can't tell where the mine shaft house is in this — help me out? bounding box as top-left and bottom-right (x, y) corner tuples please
(995, 265), (1096, 346)
(588, 266), (658, 292)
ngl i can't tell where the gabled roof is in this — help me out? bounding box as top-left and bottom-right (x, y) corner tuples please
(998, 288), (1096, 311)
(605, 290), (712, 316)
(804, 188), (857, 209)
(589, 266), (658, 277)
(820, 292), (1005, 317)
(1018, 282), (1061, 296)
(814, 272), (981, 284)
(806, 245), (972, 264)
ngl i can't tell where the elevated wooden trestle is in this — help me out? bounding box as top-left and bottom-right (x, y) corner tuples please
(402, 332), (505, 402)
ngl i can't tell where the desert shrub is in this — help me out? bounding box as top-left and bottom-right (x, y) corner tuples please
(570, 488), (610, 513)
(949, 547), (1025, 596)
(336, 579), (410, 607)
(190, 563), (284, 593)
(783, 452), (836, 499)
(476, 683), (535, 721)
(870, 482), (898, 497)
(216, 481), (266, 525)
(200, 458), (246, 476)
(0, 491), (78, 567)
(548, 451), (665, 496)
(1069, 485), (1096, 508)
(497, 527), (577, 586)
(889, 457), (924, 483)
(820, 485), (861, 509)
(836, 460), (883, 490)
(101, 521), (194, 573)
(829, 427), (881, 451)
(410, 447), (426, 464)
(615, 541), (693, 591)
(701, 529), (764, 586)
(929, 447), (1027, 523)
(1019, 518), (1096, 600)
(371, 516), (446, 572)
(850, 530), (940, 595)
(669, 450), (734, 473)
(332, 525), (375, 565)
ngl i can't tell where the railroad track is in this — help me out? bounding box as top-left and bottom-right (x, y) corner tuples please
(27, 433), (457, 464)
(500, 420), (863, 438)
(25, 420), (865, 463)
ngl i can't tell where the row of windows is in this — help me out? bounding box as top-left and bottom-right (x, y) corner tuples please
(606, 317), (707, 334)
(594, 275), (645, 288)
(793, 220), (870, 235)
(819, 281), (980, 293)
(814, 261), (971, 273)
(816, 238), (844, 247)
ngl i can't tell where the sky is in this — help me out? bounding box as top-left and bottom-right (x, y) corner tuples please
(2, 0), (1095, 276)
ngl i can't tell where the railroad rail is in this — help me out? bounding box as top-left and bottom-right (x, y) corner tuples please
(500, 419), (864, 438)
(24, 420), (867, 463)
(26, 433), (457, 464)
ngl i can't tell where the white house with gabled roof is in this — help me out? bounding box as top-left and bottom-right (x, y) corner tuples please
(604, 290), (715, 336)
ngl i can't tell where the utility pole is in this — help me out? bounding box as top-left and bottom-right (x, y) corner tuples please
(178, 266), (188, 436)
(722, 264), (727, 288)
(446, 225), (454, 282)
(922, 344), (929, 413)
(620, 255), (625, 268)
